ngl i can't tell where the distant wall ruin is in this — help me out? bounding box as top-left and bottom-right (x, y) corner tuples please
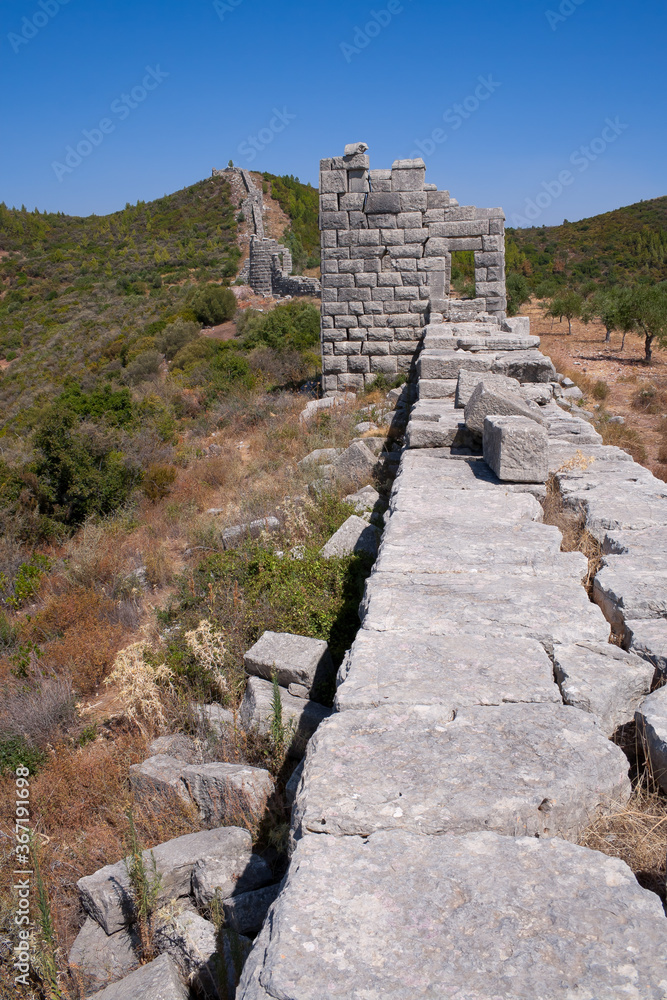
(319, 144), (507, 393)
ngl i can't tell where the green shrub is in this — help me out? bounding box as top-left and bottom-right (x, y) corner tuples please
(191, 284), (237, 325)
(0, 735), (46, 776)
(240, 300), (319, 352)
(592, 380), (610, 401)
(124, 350), (162, 384)
(142, 464), (178, 502)
(171, 338), (216, 370)
(56, 381), (134, 426)
(156, 319), (201, 360)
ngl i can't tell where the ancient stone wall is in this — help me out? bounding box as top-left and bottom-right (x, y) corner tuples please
(320, 144), (507, 394)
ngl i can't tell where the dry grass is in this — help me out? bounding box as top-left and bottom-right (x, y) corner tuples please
(541, 473), (602, 594)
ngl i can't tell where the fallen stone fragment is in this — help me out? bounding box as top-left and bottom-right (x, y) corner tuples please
(465, 383), (544, 438)
(68, 917), (139, 993)
(625, 618), (667, 676)
(553, 641), (654, 736)
(222, 517), (280, 550)
(89, 953), (187, 1000)
(354, 421), (378, 434)
(299, 394), (356, 424)
(636, 686), (667, 793)
(128, 755), (192, 807)
(78, 827), (257, 935)
(492, 348), (556, 382)
(291, 703), (629, 843)
(191, 849), (273, 909)
(239, 676), (332, 759)
(222, 884), (282, 936)
(244, 631), (333, 692)
(344, 485), (381, 516)
(238, 831), (667, 1000)
(154, 907), (252, 999)
(297, 448), (340, 469)
(320, 515), (380, 559)
(455, 370), (521, 409)
(180, 762), (274, 827)
(193, 703), (235, 735)
(148, 734), (200, 763)
(594, 556), (667, 630)
(483, 414), (549, 483)
(334, 630), (560, 711)
(333, 440), (377, 481)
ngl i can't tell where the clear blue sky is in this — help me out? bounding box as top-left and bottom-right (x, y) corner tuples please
(1, 0), (665, 226)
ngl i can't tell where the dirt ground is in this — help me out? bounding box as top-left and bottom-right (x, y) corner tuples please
(526, 299), (667, 477)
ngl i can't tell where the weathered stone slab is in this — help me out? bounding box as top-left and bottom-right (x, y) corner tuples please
(455, 369), (521, 409)
(417, 377), (458, 398)
(417, 349), (494, 380)
(180, 762), (274, 827)
(191, 846), (272, 909)
(148, 734), (200, 763)
(244, 631), (333, 692)
(238, 831), (667, 1000)
(594, 556), (667, 631)
(388, 481), (544, 521)
(154, 908), (252, 998)
(222, 884), (282, 935)
(320, 514), (380, 558)
(636, 686), (667, 793)
(239, 677), (332, 759)
(405, 409), (476, 449)
(297, 448), (341, 469)
(553, 641), (654, 736)
(334, 630), (560, 711)
(492, 349), (556, 383)
(78, 828), (257, 934)
(89, 953), (187, 1000)
(625, 617), (667, 676)
(222, 517), (280, 550)
(68, 917), (139, 993)
(343, 484), (381, 515)
(333, 440), (377, 481)
(483, 414), (549, 483)
(291, 703), (629, 842)
(465, 384), (544, 438)
(360, 571), (610, 651)
(128, 755), (191, 806)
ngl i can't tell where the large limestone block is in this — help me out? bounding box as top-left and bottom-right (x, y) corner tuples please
(239, 676), (332, 759)
(89, 953), (187, 1000)
(455, 369), (521, 409)
(492, 348), (556, 382)
(320, 514), (380, 558)
(388, 480), (545, 520)
(636, 686), (667, 793)
(154, 908), (251, 999)
(191, 847), (272, 909)
(553, 641), (654, 736)
(483, 414), (549, 483)
(626, 617), (667, 676)
(291, 703), (629, 842)
(594, 556), (667, 629)
(180, 762), (274, 827)
(334, 630), (560, 711)
(333, 440), (377, 481)
(464, 383), (544, 438)
(405, 411), (474, 449)
(78, 827), (256, 935)
(360, 571), (610, 651)
(222, 884), (282, 935)
(417, 349), (494, 381)
(128, 755), (192, 806)
(238, 831), (667, 1000)
(68, 917), (139, 992)
(243, 631), (333, 693)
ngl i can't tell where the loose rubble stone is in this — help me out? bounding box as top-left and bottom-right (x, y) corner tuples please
(244, 631), (333, 693)
(128, 755), (192, 806)
(68, 917), (139, 992)
(320, 514), (380, 558)
(299, 394), (356, 424)
(335, 630), (560, 711)
(636, 686), (667, 793)
(222, 517), (280, 550)
(291, 703), (630, 842)
(89, 953), (187, 1000)
(193, 703), (235, 735)
(238, 830), (667, 1000)
(222, 884), (282, 936)
(465, 383), (544, 438)
(78, 828), (257, 935)
(191, 848), (273, 909)
(297, 448), (340, 469)
(455, 370), (520, 409)
(344, 485), (381, 516)
(553, 641), (654, 736)
(354, 421), (378, 434)
(154, 907), (252, 999)
(625, 618), (667, 676)
(148, 734), (200, 763)
(181, 762), (274, 827)
(239, 677), (332, 759)
(483, 414), (549, 483)
(333, 441), (377, 481)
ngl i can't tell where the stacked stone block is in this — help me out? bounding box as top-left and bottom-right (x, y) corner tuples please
(320, 148), (507, 394)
